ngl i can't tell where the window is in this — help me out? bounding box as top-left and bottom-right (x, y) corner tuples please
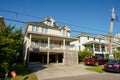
(47, 20), (51, 26)
(32, 26), (36, 31)
(62, 29), (66, 36)
(36, 26), (39, 32)
(42, 28), (48, 33)
(79, 38), (80, 43)
(99, 39), (101, 42)
(94, 38), (95, 41)
(87, 37), (89, 40)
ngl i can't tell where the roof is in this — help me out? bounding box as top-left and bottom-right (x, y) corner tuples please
(27, 22), (60, 30)
(73, 32), (108, 40)
(25, 17), (71, 35)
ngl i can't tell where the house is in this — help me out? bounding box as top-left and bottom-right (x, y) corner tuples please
(23, 17), (78, 65)
(112, 33), (120, 52)
(0, 16), (5, 28)
(71, 33), (109, 57)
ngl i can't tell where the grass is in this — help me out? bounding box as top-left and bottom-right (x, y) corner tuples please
(8, 63), (38, 80)
(85, 65), (105, 73)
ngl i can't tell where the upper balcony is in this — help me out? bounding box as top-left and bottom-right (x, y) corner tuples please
(30, 41), (77, 52)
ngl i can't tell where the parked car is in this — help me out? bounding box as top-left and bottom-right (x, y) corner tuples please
(104, 60), (120, 72)
(84, 56), (105, 66)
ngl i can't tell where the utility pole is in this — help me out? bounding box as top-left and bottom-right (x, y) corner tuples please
(109, 7), (115, 60)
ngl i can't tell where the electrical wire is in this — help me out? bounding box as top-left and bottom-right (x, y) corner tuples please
(3, 17), (120, 45)
(0, 8), (109, 34)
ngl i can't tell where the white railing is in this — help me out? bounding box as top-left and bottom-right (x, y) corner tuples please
(30, 42), (77, 51)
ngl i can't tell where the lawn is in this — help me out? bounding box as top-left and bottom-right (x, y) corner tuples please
(8, 63), (38, 80)
(85, 65), (105, 73)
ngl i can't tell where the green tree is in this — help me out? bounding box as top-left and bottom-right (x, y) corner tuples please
(0, 25), (23, 73)
(78, 48), (92, 61)
(113, 51), (120, 60)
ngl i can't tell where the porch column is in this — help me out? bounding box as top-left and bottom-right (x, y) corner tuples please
(99, 45), (102, 52)
(63, 39), (65, 49)
(56, 54), (58, 63)
(93, 44), (95, 55)
(48, 37), (50, 49)
(105, 45), (107, 53)
(47, 52), (49, 64)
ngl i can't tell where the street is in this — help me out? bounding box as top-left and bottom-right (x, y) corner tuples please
(47, 73), (120, 80)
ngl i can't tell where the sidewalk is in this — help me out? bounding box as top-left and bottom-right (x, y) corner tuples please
(31, 63), (96, 80)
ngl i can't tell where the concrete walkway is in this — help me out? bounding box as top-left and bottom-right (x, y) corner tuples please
(30, 63), (96, 80)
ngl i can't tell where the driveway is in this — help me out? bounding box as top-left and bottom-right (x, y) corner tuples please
(30, 63), (97, 80)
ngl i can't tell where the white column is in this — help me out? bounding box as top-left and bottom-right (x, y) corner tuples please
(56, 54), (58, 63)
(93, 44), (95, 56)
(63, 39), (65, 49)
(47, 51), (49, 64)
(105, 45), (107, 53)
(99, 45), (102, 52)
(48, 37), (50, 49)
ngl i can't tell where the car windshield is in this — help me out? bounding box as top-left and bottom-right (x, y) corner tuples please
(107, 60), (119, 64)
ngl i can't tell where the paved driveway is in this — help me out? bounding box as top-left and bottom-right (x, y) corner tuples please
(30, 63), (96, 80)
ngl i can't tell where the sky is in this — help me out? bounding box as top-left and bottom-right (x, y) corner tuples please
(0, 0), (120, 37)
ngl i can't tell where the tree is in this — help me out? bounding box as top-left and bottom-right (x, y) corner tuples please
(78, 48), (92, 62)
(0, 25), (23, 73)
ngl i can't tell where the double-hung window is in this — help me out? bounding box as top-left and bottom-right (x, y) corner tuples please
(32, 26), (36, 32)
(42, 28), (48, 33)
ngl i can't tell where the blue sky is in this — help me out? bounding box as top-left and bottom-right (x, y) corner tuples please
(0, 0), (120, 37)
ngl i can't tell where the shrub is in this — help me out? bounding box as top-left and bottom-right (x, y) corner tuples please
(113, 51), (120, 60)
(78, 48), (92, 61)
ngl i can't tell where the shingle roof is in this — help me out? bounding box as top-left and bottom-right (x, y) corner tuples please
(27, 22), (60, 30)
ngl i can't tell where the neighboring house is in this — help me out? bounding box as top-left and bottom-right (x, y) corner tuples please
(113, 33), (120, 52)
(71, 33), (109, 57)
(23, 17), (78, 65)
(0, 16), (5, 28)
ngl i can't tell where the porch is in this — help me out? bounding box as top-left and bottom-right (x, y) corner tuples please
(84, 41), (109, 55)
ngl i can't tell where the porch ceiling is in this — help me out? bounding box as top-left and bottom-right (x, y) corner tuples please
(83, 41), (108, 45)
(28, 31), (77, 42)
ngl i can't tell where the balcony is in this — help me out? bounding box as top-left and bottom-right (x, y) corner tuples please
(30, 42), (77, 52)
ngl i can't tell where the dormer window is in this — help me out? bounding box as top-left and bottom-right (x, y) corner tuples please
(46, 20), (51, 26)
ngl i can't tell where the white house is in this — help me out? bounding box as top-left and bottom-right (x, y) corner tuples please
(23, 17), (78, 65)
(112, 33), (120, 52)
(71, 33), (109, 57)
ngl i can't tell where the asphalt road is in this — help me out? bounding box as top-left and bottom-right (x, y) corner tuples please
(47, 73), (120, 80)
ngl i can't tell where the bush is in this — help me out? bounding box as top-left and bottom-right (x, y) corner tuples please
(113, 51), (120, 60)
(78, 48), (92, 61)
(1, 61), (9, 73)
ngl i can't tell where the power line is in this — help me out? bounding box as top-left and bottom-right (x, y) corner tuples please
(3, 17), (108, 35)
(0, 9), (42, 19)
(0, 8), (109, 34)
(3, 17), (120, 45)
(57, 21), (108, 33)
(4, 18), (27, 24)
